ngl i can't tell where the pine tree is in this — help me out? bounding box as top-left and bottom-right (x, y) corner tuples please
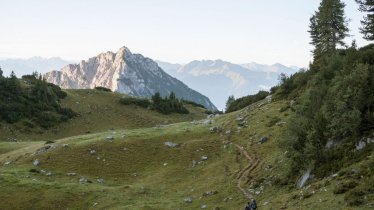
(309, 0), (349, 58)
(225, 95), (235, 112)
(0, 67), (3, 78)
(356, 0), (374, 40)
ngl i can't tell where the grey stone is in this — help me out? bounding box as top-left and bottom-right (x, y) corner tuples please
(3, 160), (11, 166)
(201, 156), (208, 161)
(33, 159), (40, 166)
(164, 141), (178, 148)
(259, 136), (269, 144)
(183, 197), (193, 203)
(203, 191), (217, 197)
(90, 149), (96, 155)
(201, 204), (207, 209)
(67, 172), (77, 176)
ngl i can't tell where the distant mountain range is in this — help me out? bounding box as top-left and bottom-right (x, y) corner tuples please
(157, 60), (300, 110)
(0, 53), (300, 111)
(43, 47), (217, 110)
(0, 57), (71, 77)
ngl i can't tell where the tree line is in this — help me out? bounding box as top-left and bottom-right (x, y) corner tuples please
(0, 70), (76, 128)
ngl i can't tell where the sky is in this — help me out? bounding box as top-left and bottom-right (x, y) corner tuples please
(0, 0), (370, 67)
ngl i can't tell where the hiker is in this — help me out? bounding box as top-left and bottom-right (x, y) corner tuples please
(251, 199), (257, 210)
(244, 202), (251, 210)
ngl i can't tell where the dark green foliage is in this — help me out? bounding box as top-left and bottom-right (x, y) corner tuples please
(0, 75), (75, 128)
(205, 110), (223, 115)
(151, 92), (189, 114)
(333, 180), (358, 194)
(119, 97), (151, 108)
(225, 95), (235, 112)
(226, 91), (269, 113)
(119, 92), (189, 115)
(355, 0), (374, 40)
(94, 86), (112, 92)
(309, 0), (349, 59)
(181, 99), (205, 109)
(281, 44), (374, 179)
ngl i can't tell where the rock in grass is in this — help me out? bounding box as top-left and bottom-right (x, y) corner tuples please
(62, 144), (69, 148)
(203, 191), (218, 197)
(33, 159), (40, 166)
(183, 197), (193, 203)
(201, 204), (207, 209)
(97, 178), (104, 184)
(90, 149), (96, 155)
(3, 160), (11, 166)
(259, 136), (269, 144)
(201, 156), (208, 161)
(67, 172), (77, 176)
(164, 141), (178, 148)
(106, 136), (114, 141)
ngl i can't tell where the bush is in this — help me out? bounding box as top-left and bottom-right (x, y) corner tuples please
(0, 76), (75, 128)
(181, 99), (205, 109)
(94, 86), (112, 92)
(119, 97), (151, 108)
(226, 91), (269, 113)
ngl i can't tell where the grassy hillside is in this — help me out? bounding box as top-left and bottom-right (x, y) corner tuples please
(0, 89), (207, 142)
(1, 96), (372, 209)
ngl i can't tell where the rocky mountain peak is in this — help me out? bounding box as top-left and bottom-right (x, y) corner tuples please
(43, 46), (217, 110)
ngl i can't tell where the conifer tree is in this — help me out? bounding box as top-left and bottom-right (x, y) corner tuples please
(309, 0), (349, 58)
(356, 0), (374, 40)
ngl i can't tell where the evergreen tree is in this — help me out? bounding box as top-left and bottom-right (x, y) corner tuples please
(225, 95), (235, 112)
(309, 0), (349, 58)
(356, 0), (374, 40)
(0, 67), (3, 78)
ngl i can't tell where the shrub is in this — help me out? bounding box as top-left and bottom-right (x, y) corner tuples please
(226, 91), (269, 113)
(119, 97), (151, 108)
(94, 86), (112, 92)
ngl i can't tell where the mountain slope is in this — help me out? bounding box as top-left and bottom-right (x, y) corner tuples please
(1, 96), (371, 209)
(43, 47), (216, 110)
(157, 60), (299, 110)
(0, 89), (208, 142)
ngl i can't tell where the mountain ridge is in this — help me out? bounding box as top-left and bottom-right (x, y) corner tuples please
(43, 47), (217, 110)
(157, 60), (299, 110)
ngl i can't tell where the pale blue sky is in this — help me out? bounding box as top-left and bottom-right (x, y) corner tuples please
(0, 0), (370, 67)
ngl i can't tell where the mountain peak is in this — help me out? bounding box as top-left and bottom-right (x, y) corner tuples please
(43, 46), (217, 110)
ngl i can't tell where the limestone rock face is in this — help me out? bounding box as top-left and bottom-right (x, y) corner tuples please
(44, 47), (216, 110)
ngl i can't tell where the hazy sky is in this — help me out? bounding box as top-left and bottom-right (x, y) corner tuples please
(0, 0), (370, 67)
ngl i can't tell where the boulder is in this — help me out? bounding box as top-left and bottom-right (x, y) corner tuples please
(62, 144), (69, 148)
(90, 149), (96, 155)
(201, 156), (208, 161)
(3, 160), (11, 166)
(97, 178), (104, 184)
(203, 191), (218, 197)
(203, 119), (213, 125)
(67, 172), (77, 176)
(33, 159), (40, 166)
(201, 204), (207, 209)
(106, 136), (114, 141)
(184, 197), (193, 203)
(164, 141), (178, 148)
(259, 136), (269, 144)
(209, 126), (221, 133)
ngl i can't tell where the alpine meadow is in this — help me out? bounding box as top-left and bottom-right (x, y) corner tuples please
(0, 0), (373, 209)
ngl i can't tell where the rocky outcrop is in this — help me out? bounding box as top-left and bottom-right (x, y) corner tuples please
(44, 46), (216, 110)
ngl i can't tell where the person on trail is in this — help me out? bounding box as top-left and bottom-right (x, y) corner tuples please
(244, 202), (251, 210)
(250, 199), (257, 210)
